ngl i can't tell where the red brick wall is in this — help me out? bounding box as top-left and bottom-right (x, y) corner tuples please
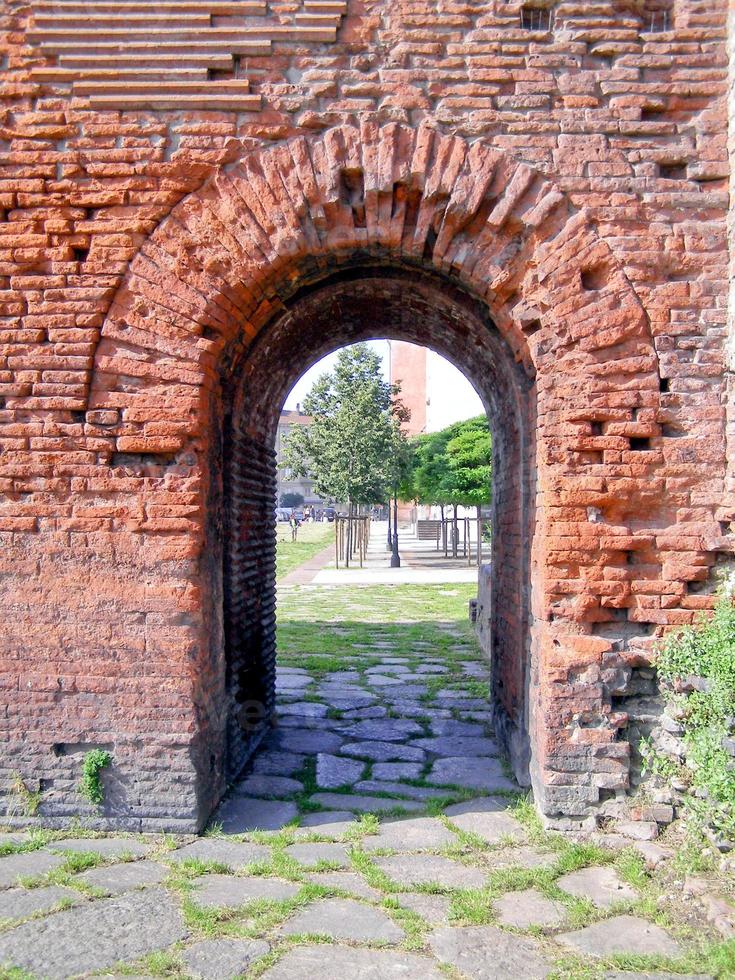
(0, 0), (730, 831)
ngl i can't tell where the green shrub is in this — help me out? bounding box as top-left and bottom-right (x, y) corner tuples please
(654, 589), (735, 840)
(79, 750), (112, 806)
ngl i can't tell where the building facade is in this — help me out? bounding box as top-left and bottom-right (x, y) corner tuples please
(275, 407), (322, 510)
(0, 0), (733, 832)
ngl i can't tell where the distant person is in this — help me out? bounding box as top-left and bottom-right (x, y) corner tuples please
(289, 513), (299, 541)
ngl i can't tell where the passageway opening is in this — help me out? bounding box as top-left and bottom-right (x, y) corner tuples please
(215, 266), (536, 795)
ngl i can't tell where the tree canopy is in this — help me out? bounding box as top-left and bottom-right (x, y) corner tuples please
(282, 344), (410, 506)
(401, 414), (492, 508)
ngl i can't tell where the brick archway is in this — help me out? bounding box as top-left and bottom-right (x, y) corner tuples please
(84, 122), (660, 830)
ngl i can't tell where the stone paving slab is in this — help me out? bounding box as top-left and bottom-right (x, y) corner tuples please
(192, 874), (300, 908)
(279, 897), (405, 942)
(428, 756), (517, 792)
(48, 837), (150, 858)
(342, 705), (387, 719)
(171, 839), (269, 869)
(435, 697), (487, 710)
(251, 750), (307, 776)
(429, 719), (485, 737)
(341, 719), (424, 742)
(489, 846), (556, 869)
(556, 865), (637, 908)
(276, 677), (311, 692)
(366, 673), (405, 685)
(296, 810), (357, 837)
(232, 774), (304, 798)
(182, 938), (270, 980)
(0, 884), (77, 921)
(494, 888), (566, 928)
(340, 740), (425, 762)
(378, 684), (428, 699)
(412, 735), (500, 757)
(326, 695), (378, 709)
(353, 779), (447, 800)
(371, 762), (423, 780)
(0, 887), (186, 979)
(397, 891), (452, 924)
(285, 842), (350, 867)
(216, 796), (299, 833)
(310, 792), (423, 814)
(77, 859), (166, 895)
(278, 715), (344, 730)
(558, 914), (682, 958)
(272, 730), (344, 754)
(306, 870), (383, 900)
(428, 924), (552, 979)
(316, 752), (365, 789)
(362, 817), (457, 852)
(444, 797), (525, 842)
(0, 851), (65, 888)
(262, 945), (446, 979)
(317, 682), (370, 696)
(375, 853), (488, 889)
(278, 701), (329, 717)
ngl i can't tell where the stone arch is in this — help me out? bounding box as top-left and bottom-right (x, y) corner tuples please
(88, 122), (662, 827)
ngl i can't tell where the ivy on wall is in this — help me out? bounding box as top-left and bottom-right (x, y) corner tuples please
(644, 586), (735, 842)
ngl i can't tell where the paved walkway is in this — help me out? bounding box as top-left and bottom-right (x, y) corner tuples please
(313, 521), (483, 585)
(0, 563), (721, 978)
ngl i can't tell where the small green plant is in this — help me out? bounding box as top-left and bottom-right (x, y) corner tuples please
(652, 587), (735, 839)
(8, 772), (42, 817)
(79, 750), (112, 806)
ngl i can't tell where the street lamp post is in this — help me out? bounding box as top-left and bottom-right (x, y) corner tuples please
(390, 486), (401, 568)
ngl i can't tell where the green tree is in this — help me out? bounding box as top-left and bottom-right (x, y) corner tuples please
(401, 415), (491, 558)
(444, 416), (492, 507)
(402, 430), (452, 511)
(445, 416), (492, 560)
(283, 343), (409, 514)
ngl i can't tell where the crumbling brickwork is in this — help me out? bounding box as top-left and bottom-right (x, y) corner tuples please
(0, 0), (731, 831)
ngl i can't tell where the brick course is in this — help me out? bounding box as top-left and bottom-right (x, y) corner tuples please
(0, 0), (731, 831)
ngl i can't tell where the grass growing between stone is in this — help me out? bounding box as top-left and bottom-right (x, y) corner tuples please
(548, 936), (735, 980)
(3, 579), (732, 979)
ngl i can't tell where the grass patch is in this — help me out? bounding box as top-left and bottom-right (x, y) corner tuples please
(277, 523), (334, 581)
(349, 849), (398, 893)
(550, 935), (735, 980)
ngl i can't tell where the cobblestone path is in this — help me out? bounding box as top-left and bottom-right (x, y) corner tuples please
(0, 585), (725, 979)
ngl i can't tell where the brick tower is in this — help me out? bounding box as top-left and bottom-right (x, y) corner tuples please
(388, 341), (428, 438)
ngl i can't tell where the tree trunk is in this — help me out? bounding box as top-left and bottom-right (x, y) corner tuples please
(452, 504), (458, 558)
(346, 499), (352, 567)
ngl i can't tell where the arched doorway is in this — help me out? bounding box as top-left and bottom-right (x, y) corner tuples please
(89, 122), (660, 829)
(222, 269), (533, 790)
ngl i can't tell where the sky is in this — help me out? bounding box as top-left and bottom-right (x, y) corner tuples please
(283, 341), (484, 432)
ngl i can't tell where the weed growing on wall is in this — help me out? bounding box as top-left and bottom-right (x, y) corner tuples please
(649, 588), (735, 842)
(9, 771), (42, 816)
(79, 750), (112, 806)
